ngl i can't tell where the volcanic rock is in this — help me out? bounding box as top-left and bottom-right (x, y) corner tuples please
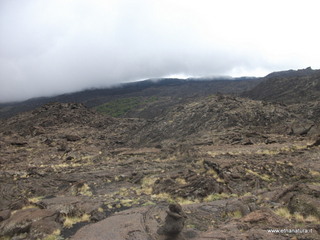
(157, 204), (187, 236)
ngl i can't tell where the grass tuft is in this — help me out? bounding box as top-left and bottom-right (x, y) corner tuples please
(28, 196), (44, 204)
(78, 183), (93, 197)
(227, 210), (242, 218)
(175, 178), (187, 185)
(245, 169), (274, 182)
(43, 229), (61, 240)
(203, 193), (232, 202)
(63, 213), (90, 228)
(274, 207), (291, 219)
(274, 207), (320, 224)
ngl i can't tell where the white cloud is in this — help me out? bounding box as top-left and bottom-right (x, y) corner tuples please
(1, 0), (320, 102)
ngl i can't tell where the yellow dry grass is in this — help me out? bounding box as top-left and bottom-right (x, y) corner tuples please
(63, 213), (90, 228)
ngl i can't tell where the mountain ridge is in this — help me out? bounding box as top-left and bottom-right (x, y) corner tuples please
(3, 67), (320, 119)
(242, 67), (320, 103)
(0, 77), (260, 119)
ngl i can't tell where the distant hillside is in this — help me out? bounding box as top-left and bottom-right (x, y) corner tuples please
(264, 67), (316, 79)
(3, 67), (320, 119)
(242, 67), (320, 103)
(0, 77), (260, 119)
(133, 95), (316, 145)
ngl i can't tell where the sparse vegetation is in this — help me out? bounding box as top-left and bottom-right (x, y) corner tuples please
(151, 192), (199, 205)
(43, 230), (62, 240)
(71, 183), (93, 197)
(227, 210), (242, 218)
(95, 96), (159, 117)
(0, 236), (11, 240)
(203, 193), (234, 202)
(139, 176), (158, 195)
(206, 168), (225, 183)
(175, 178), (187, 185)
(28, 196), (44, 203)
(142, 201), (156, 206)
(274, 207), (292, 219)
(64, 213), (90, 228)
(310, 170), (320, 177)
(96, 97), (141, 117)
(245, 169), (275, 182)
(274, 207), (320, 224)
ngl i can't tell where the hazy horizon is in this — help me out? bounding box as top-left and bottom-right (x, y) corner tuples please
(1, 0), (320, 102)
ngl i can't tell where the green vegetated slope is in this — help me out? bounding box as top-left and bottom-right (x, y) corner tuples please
(95, 96), (159, 117)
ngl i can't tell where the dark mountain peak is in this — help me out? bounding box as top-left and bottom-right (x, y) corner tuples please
(242, 67), (320, 104)
(265, 67), (320, 79)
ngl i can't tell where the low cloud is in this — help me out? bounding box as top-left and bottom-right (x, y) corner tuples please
(1, 0), (319, 102)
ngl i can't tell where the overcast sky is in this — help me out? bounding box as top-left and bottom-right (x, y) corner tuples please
(1, 0), (320, 102)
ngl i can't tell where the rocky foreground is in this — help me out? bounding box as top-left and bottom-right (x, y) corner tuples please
(0, 100), (319, 240)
